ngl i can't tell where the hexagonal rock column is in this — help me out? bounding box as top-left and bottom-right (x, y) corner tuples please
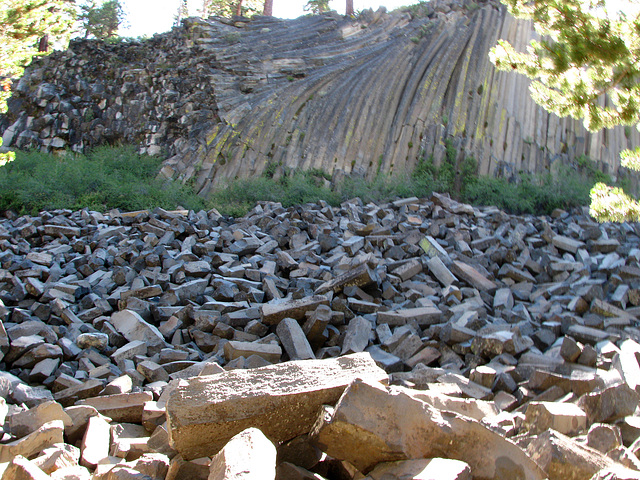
(166, 353), (387, 460)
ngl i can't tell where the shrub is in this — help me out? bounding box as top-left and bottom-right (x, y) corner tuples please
(0, 146), (208, 214)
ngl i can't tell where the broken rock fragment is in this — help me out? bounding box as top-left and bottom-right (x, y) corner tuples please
(310, 378), (545, 479)
(166, 353), (387, 460)
(364, 458), (472, 480)
(525, 429), (616, 480)
(260, 296), (329, 326)
(208, 427), (276, 480)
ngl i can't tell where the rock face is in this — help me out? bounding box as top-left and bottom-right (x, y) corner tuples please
(1, 194), (640, 478)
(2, 0), (638, 195)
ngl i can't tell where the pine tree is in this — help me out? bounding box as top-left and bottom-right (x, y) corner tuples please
(78, 0), (125, 40)
(202, 0), (262, 18)
(304, 0), (329, 14)
(175, 0), (189, 25)
(262, 0), (273, 16)
(0, 0), (76, 164)
(490, 0), (640, 222)
(345, 0), (353, 16)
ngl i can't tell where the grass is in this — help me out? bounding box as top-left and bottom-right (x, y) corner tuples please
(0, 144), (613, 219)
(0, 146), (209, 215)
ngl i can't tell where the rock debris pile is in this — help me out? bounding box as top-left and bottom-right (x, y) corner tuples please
(1, 193), (640, 479)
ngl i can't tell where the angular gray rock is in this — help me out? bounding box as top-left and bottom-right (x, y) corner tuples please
(166, 353), (387, 459)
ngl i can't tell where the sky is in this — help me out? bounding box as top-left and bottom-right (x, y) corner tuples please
(119, 0), (413, 38)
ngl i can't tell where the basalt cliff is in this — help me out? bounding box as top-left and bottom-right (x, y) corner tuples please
(1, 0), (637, 195)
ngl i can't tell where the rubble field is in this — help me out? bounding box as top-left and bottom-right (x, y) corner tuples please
(1, 192), (640, 480)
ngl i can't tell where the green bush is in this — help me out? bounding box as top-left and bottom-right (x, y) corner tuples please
(0, 146), (209, 214)
(209, 169), (340, 217)
(462, 169), (593, 215)
(0, 145), (610, 219)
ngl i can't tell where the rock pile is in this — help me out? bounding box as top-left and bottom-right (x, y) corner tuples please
(1, 192), (640, 479)
(0, 27), (220, 157)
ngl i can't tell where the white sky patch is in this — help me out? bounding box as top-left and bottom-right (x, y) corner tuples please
(119, 0), (414, 38)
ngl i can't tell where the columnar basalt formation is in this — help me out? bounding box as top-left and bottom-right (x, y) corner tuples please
(1, 0), (638, 195)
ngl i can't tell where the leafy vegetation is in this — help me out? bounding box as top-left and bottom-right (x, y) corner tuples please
(201, 0), (263, 18)
(78, 0), (125, 40)
(490, 0), (640, 221)
(0, 145), (614, 219)
(304, 0), (330, 14)
(0, 146), (209, 214)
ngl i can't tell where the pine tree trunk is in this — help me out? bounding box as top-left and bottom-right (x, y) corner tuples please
(235, 0), (243, 16)
(38, 35), (49, 52)
(345, 0), (354, 15)
(263, 0), (273, 16)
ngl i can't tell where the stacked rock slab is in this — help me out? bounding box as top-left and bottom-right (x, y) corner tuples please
(0, 193), (640, 478)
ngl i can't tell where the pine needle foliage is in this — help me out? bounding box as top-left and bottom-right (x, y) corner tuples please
(490, 0), (640, 222)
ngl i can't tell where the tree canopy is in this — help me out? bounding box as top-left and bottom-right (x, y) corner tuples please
(490, 0), (640, 222)
(78, 0), (125, 39)
(304, 0), (330, 14)
(201, 0), (264, 18)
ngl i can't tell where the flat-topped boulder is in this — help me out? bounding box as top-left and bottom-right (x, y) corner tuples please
(166, 353), (387, 459)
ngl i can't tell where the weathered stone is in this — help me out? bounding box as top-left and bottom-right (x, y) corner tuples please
(302, 305), (331, 349)
(419, 236), (451, 261)
(0, 420), (64, 462)
(561, 336), (583, 363)
(315, 264), (379, 295)
(578, 383), (640, 424)
(32, 443), (80, 474)
(8, 401), (72, 439)
(277, 434), (322, 471)
(1, 455), (52, 480)
(364, 458), (472, 480)
(137, 360), (170, 383)
(526, 429), (615, 480)
(110, 309), (166, 350)
(275, 462), (324, 480)
(493, 288), (514, 310)
(165, 455), (209, 480)
(392, 259), (422, 282)
(426, 256), (457, 287)
(409, 390), (499, 421)
(450, 261), (497, 291)
(223, 340), (282, 363)
(552, 235), (585, 253)
(310, 378), (545, 478)
(391, 333), (423, 362)
(405, 346), (440, 369)
(54, 379), (105, 407)
(587, 423), (623, 453)
(277, 317), (316, 361)
(208, 428), (276, 480)
(613, 339), (640, 393)
(377, 306), (441, 327)
(589, 466), (640, 480)
(166, 353), (387, 460)
(523, 401), (587, 436)
(261, 296), (330, 326)
(80, 415), (111, 469)
(341, 316), (372, 355)
(77, 392), (153, 423)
